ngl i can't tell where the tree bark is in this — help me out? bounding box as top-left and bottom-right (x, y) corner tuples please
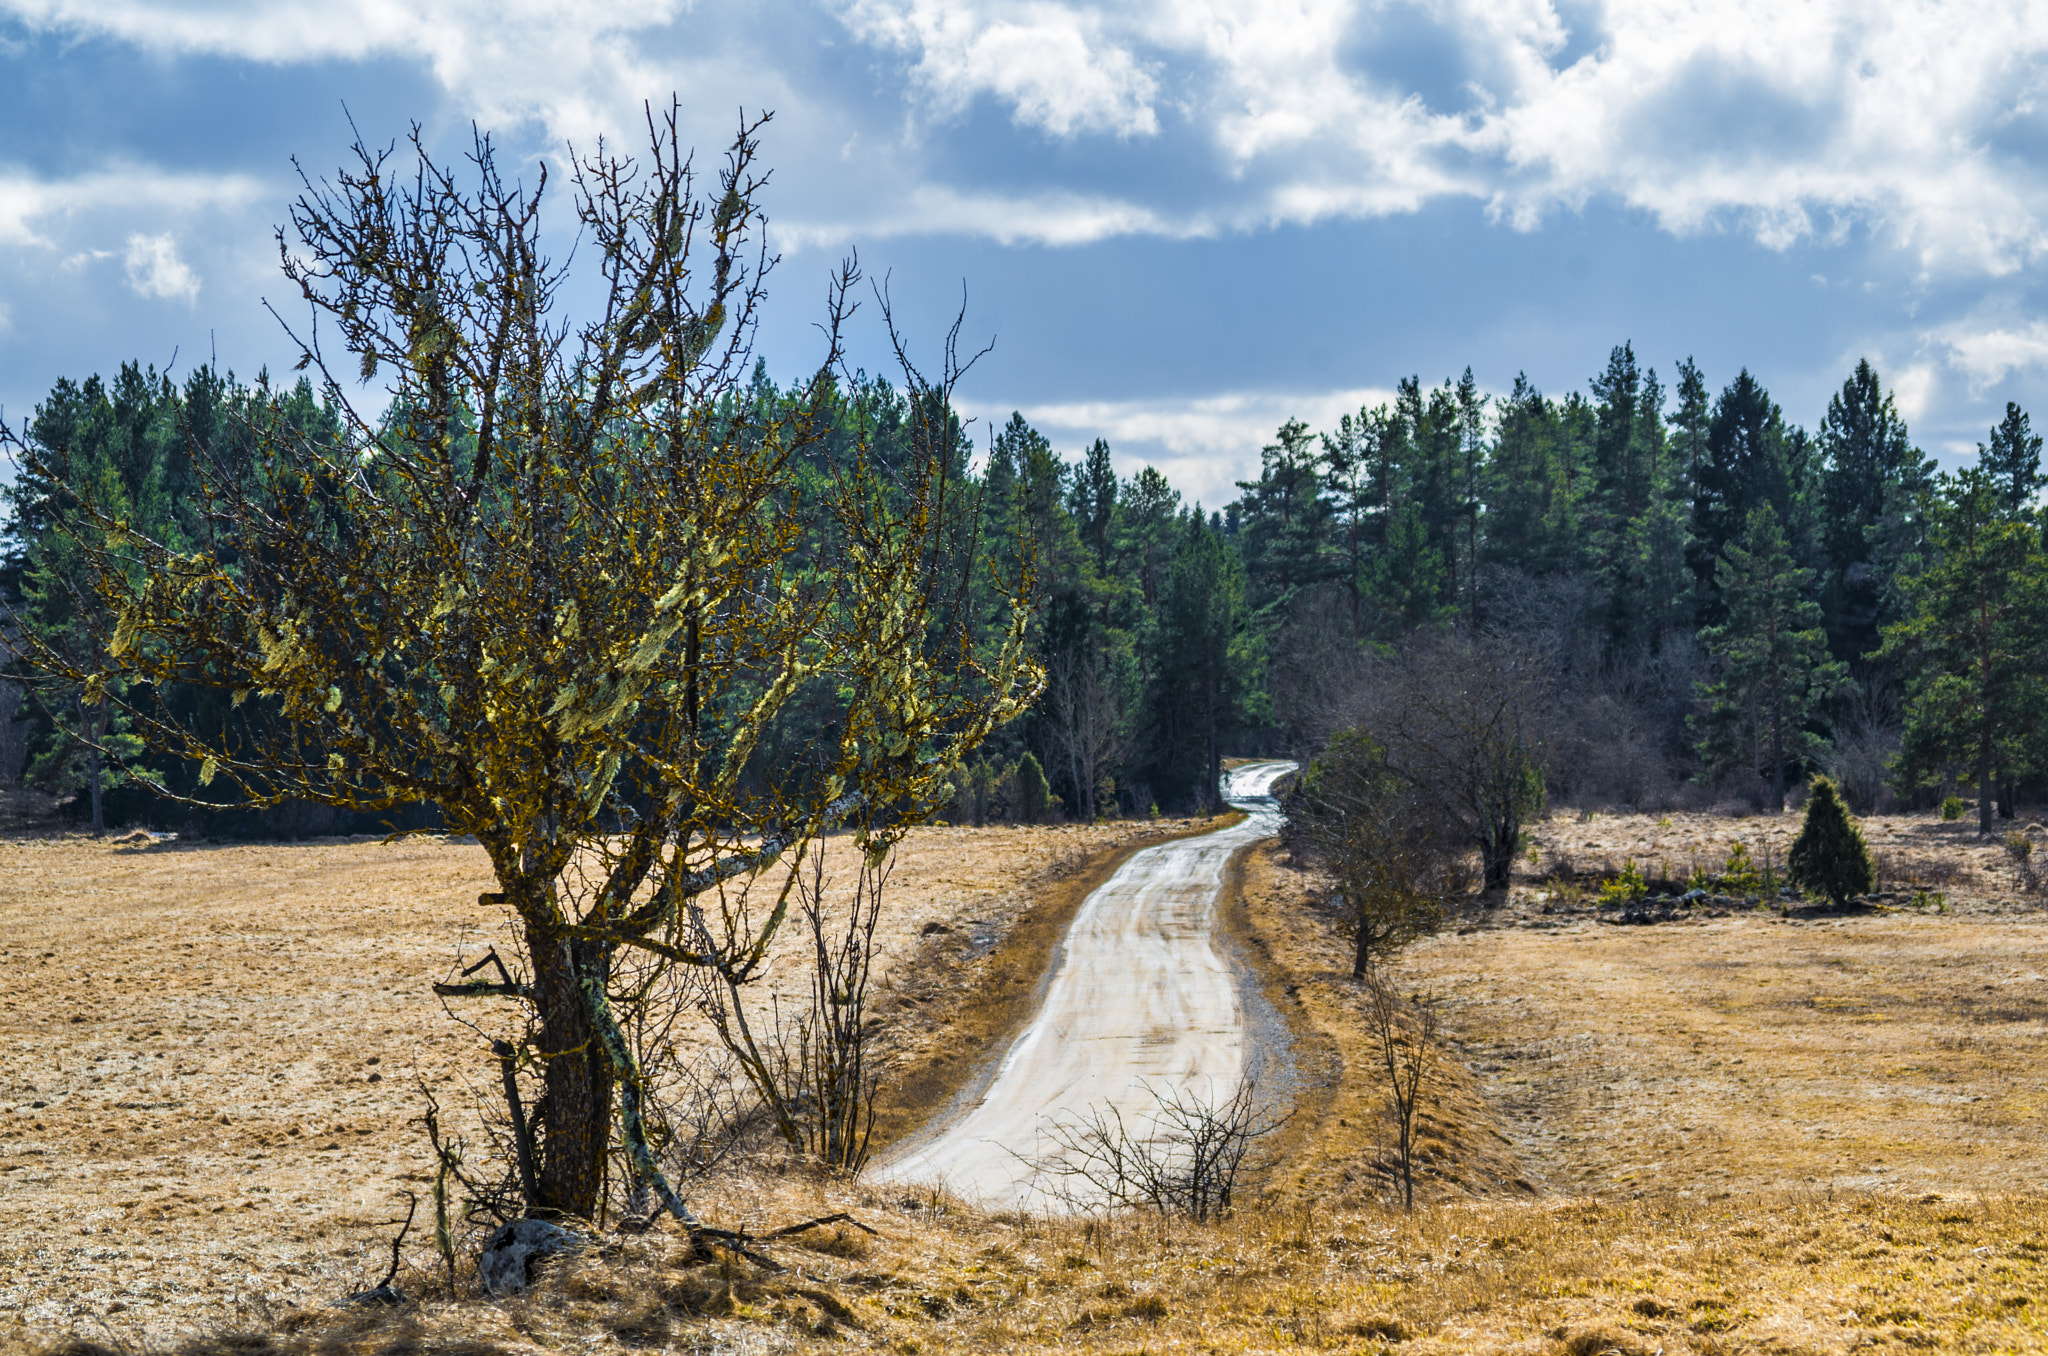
(529, 929), (613, 1220)
(1482, 823), (1514, 893)
(1981, 615), (1996, 837)
(84, 694), (104, 836)
(1770, 697), (1786, 814)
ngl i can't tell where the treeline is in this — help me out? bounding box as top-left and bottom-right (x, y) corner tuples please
(970, 346), (2048, 831)
(5, 345), (2047, 832)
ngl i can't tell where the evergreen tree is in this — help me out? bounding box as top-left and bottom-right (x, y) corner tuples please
(1118, 465), (1180, 609)
(1690, 370), (1817, 627)
(1787, 776), (1875, 906)
(1695, 504), (1845, 810)
(1481, 376), (1593, 586)
(1016, 751), (1052, 823)
(1883, 467), (2048, 832)
(1233, 417), (1332, 612)
(1074, 437), (1118, 571)
(1396, 376), (1468, 619)
(1588, 343), (1675, 647)
(1816, 359), (1931, 661)
(1670, 357), (1711, 487)
(1978, 402), (2043, 516)
(1319, 405), (1387, 634)
(1453, 367), (1488, 621)
(1142, 511), (1265, 810)
(5, 364), (191, 830)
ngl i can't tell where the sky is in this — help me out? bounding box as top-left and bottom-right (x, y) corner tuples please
(3, 0), (2047, 509)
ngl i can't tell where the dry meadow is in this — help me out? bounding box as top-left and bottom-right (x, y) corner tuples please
(0, 804), (2043, 1354)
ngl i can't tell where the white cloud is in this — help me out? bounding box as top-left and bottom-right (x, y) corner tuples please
(778, 182), (1199, 249)
(1933, 319), (2048, 394)
(123, 232), (200, 303)
(963, 383), (1397, 507)
(836, 0), (1160, 137)
(1889, 361), (1937, 425)
(7, 0), (2048, 275)
(0, 0), (694, 148)
(0, 166), (266, 248)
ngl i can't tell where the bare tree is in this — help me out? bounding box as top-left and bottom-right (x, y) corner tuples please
(1346, 630), (1552, 893)
(1823, 673), (1903, 814)
(1290, 729), (1463, 978)
(1044, 645), (1131, 823)
(1362, 970), (1437, 1212)
(4, 106), (1038, 1225)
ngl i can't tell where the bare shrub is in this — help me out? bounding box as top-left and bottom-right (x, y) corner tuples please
(2002, 833), (2042, 895)
(1362, 970), (1437, 1212)
(697, 844), (888, 1171)
(1822, 674), (1903, 814)
(1340, 631), (1551, 893)
(1027, 1078), (1284, 1223)
(1912, 857), (1974, 889)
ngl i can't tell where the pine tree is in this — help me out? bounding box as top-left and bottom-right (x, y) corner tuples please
(1695, 504), (1845, 810)
(1142, 511), (1266, 811)
(1690, 370), (1817, 627)
(1233, 418), (1331, 612)
(1817, 359), (1931, 661)
(1883, 467), (2048, 833)
(1075, 437), (1118, 571)
(1119, 465), (1180, 609)
(1788, 775), (1875, 906)
(1978, 402), (2043, 516)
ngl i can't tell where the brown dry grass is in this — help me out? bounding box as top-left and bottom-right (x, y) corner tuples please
(12, 1167), (2042, 1354)
(0, 820), (1186, 1342)
(1529, 807), (2043, 909)
(5, 806), (2048, 1355)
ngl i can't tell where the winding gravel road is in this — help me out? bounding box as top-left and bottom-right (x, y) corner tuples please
(872, 760), (1296, 1207)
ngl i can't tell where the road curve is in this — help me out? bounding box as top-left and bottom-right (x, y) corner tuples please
(870, 759), (1297, 1207)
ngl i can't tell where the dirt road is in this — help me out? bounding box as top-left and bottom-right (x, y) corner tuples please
(872, 761), (1296, 1207)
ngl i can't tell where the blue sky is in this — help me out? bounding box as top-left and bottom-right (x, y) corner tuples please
(3, 0), (2046, 508)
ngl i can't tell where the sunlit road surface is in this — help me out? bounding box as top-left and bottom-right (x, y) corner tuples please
(870, 760), (1297, 1208)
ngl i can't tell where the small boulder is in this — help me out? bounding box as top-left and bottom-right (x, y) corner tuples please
(481, 1218), (589, 1295)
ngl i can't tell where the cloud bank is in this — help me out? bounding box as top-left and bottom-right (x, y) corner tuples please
(4, 0), (2045, 271)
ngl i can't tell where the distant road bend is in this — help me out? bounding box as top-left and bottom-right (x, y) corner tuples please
(872, 760), (1297, 1207)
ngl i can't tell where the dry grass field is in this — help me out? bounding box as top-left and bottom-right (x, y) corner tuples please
(0, 820), (1185, 1340)
(1, 804), (2044, 1355)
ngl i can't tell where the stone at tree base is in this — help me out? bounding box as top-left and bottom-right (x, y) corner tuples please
(480, 1219), (588, 1295)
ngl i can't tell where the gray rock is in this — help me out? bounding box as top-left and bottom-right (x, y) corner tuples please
(481, 1218), (589, 1295)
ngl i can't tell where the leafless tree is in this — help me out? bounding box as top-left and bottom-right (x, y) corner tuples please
(1044, 646), (1131, 823)
(1362, 969), (1436, 1212)
(1344, 630), (1553, 893)
(4, 105), (1039, 1225)
(1289, 729), (1464, 978)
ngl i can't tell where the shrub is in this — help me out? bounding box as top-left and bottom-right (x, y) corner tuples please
(1719, 840), (1766, 896)
(1941, 794), (1966, 821)
(1788, 776), (1876, 906)
(1017, 752), (1051, 824)
(1598, 860), (1647, 905)
(2003, 832), (2041, 894)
